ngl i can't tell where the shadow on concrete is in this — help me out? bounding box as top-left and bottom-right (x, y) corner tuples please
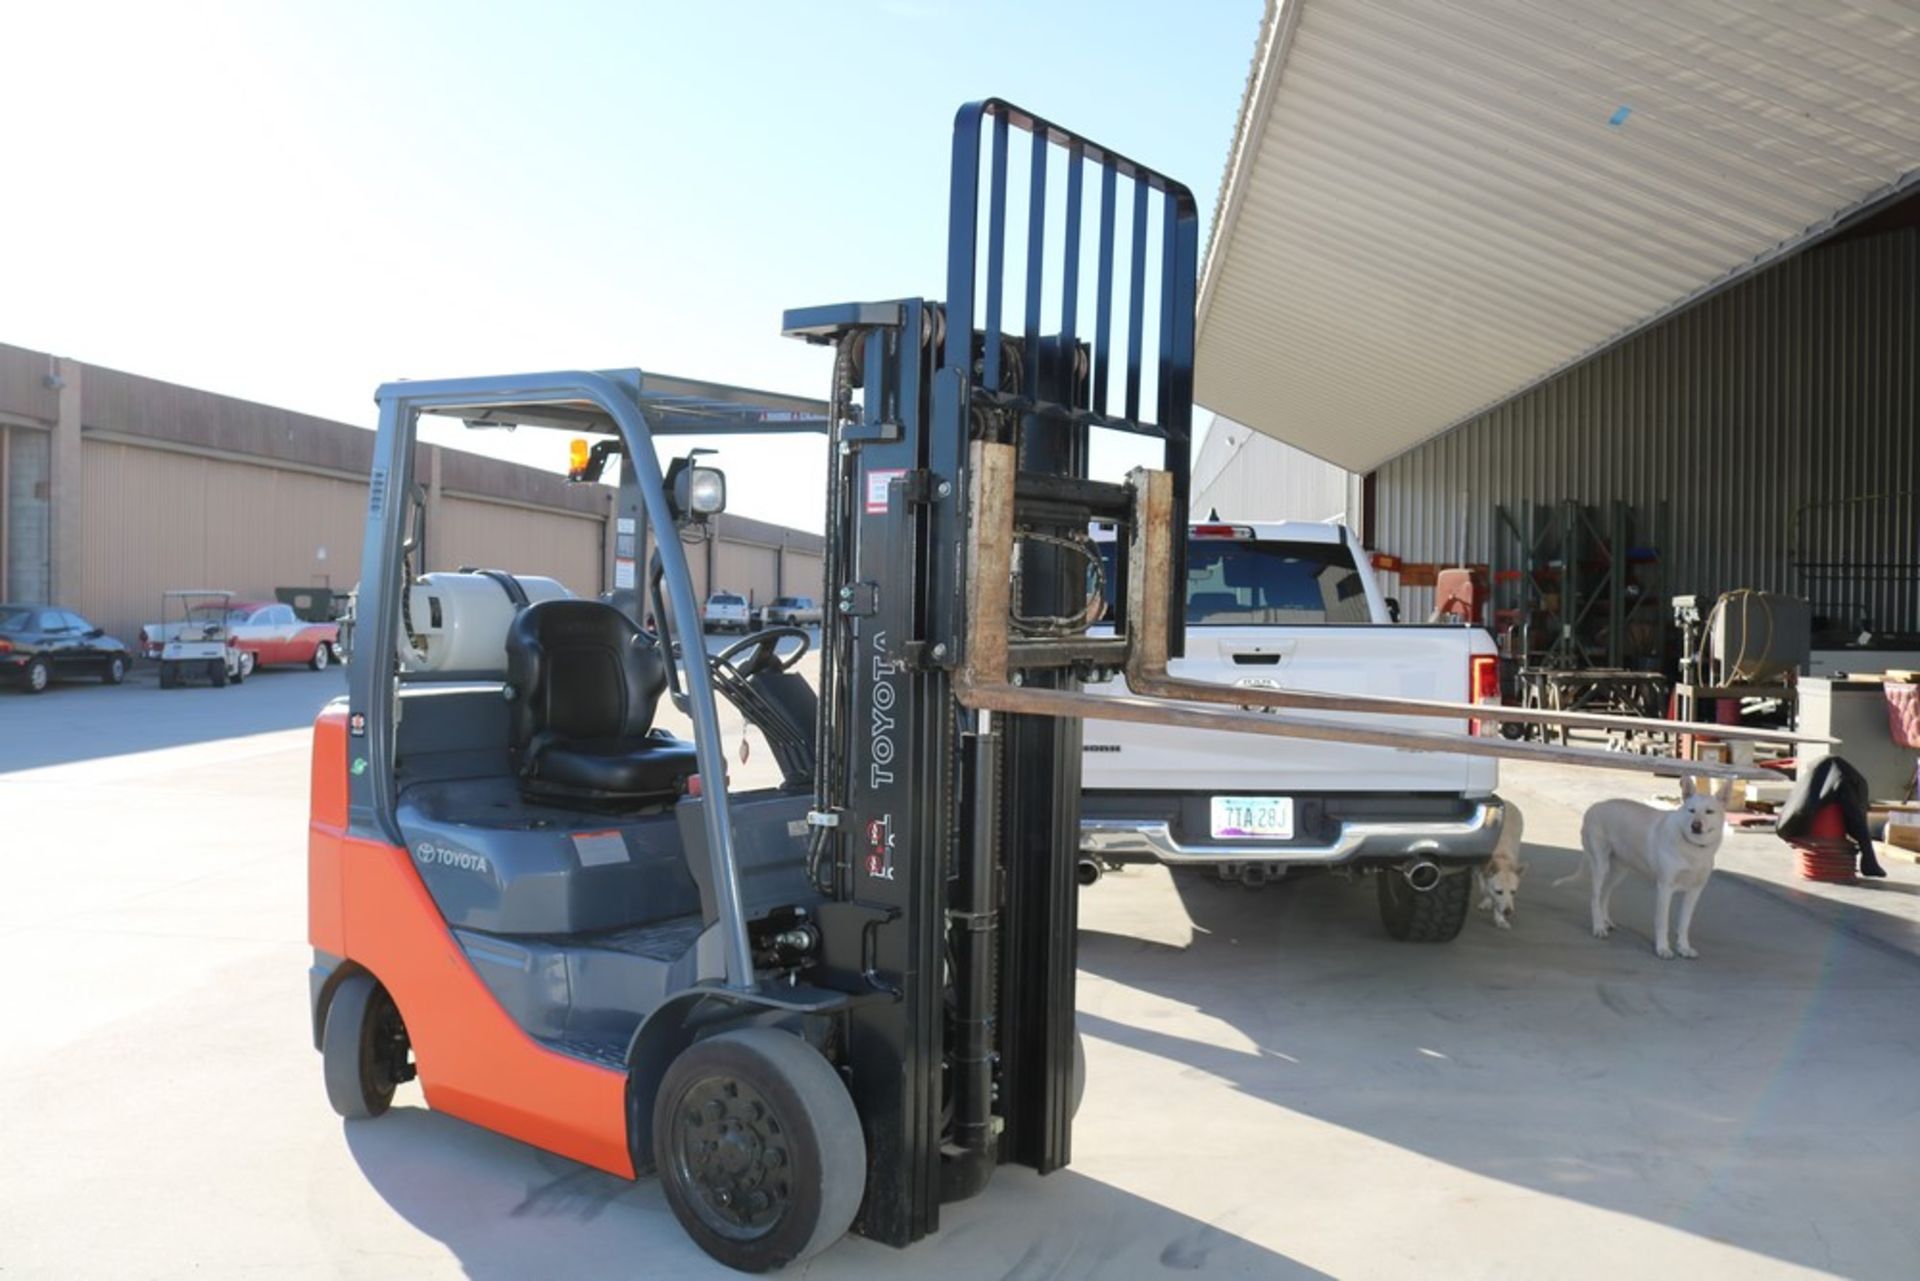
(1711, 867), (1920, 963)
(345, 1105), (1328, 1280)
(0, 665), (343, 773)
(1075, 859), (1920, 1281)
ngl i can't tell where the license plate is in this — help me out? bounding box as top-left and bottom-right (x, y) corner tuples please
(1210, 796), (1294, 840)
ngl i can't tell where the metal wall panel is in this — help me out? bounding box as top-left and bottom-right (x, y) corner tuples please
(438, 495), (605, 599)
(781, 551), (824, 599)
(1193, 416), (1356, 524)
(1373, 229), (1919, 632)
(712, 540), (779, 608)
(79, 440), (368, 640)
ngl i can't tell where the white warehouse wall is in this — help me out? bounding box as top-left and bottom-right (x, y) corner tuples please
(1191, 416), (1359, 527)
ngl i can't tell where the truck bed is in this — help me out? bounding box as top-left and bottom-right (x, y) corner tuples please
(1083, 623), (1498, 799)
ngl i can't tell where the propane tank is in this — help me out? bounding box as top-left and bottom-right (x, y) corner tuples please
(398, 571), (572, 674)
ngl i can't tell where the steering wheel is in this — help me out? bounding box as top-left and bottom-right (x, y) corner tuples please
(710, 625), (811, 678)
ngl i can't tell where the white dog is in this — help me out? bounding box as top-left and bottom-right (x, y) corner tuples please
(1554, 776), (1733, 959)
(1474, 803), (1527, 929)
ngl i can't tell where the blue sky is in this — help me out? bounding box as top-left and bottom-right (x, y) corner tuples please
(4, 0), (1261, 529)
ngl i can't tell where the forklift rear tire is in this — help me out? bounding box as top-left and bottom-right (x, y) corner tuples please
(158, 662), (178, 690)
(208, 660), (228, 688)
(1376, 866), (1471, 943)
(322, 974), (408, 1120)
(654, 1027), (865, 1272)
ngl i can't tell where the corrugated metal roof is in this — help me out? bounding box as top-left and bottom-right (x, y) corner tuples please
(1197, 0), (1920, 472)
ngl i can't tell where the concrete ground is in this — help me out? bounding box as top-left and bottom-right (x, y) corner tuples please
(3, 665), (1918, 1279)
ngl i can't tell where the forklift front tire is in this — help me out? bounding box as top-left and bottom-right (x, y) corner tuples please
(653, 1027), (865, 1273)
(322, 973), (409, 1120)
(158, 662), (178, 690)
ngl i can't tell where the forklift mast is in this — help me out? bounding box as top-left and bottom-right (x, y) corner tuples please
(784, 100), (1199, 1246)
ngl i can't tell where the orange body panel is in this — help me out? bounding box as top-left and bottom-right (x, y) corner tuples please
(307, 708), (635, 1178)
(308, 708), (348, 953)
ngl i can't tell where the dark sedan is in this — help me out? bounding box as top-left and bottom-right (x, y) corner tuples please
(0, 604), (132, 693)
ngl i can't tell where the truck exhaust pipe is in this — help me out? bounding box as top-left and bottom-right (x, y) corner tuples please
(1400, 859), (1443, 893)
(1076, 858), (1103, 887)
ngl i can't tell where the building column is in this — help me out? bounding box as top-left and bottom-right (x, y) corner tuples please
(49, 357), (83, 607)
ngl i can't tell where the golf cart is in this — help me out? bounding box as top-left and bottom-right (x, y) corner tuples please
(157, 590), (247, 689)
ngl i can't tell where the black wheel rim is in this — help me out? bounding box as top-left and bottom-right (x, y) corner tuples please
(669, 1075), (791, 1241)
(358, 989), (406, 1106)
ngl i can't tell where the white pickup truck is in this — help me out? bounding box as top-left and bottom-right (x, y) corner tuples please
(1081, 519), (1505, 943)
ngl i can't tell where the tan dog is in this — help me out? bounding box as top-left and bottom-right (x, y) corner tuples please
(1555, 777), (1732, 959)
(1474, 802), (1527, 929)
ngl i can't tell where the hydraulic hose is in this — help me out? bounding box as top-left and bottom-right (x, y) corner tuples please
(808, 331), (861, 895)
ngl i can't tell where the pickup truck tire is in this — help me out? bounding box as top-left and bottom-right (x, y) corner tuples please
(1376, 867), (1471, 943)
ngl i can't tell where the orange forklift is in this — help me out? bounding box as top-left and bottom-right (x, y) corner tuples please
(308, 100), (1779, 1272)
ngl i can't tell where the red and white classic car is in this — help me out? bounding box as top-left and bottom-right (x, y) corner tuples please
(141, 600), (339, 676)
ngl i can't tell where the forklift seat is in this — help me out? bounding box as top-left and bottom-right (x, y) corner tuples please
(505, 599), (697, 806)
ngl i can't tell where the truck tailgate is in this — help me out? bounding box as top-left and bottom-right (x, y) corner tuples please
(1082, 625), (1495, 796)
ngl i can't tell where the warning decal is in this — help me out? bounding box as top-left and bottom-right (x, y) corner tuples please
(864, 469), (907, 515)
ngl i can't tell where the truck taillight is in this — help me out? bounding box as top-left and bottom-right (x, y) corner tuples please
(1468, 653), (1500, 736)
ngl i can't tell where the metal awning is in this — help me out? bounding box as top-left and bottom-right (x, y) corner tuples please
(1196, 0), (1920, 473)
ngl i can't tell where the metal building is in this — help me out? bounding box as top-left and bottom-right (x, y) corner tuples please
(0, 341), (824, 641)
(1192, 0), (1920, 640)
(1368, 222), (1918, 630)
